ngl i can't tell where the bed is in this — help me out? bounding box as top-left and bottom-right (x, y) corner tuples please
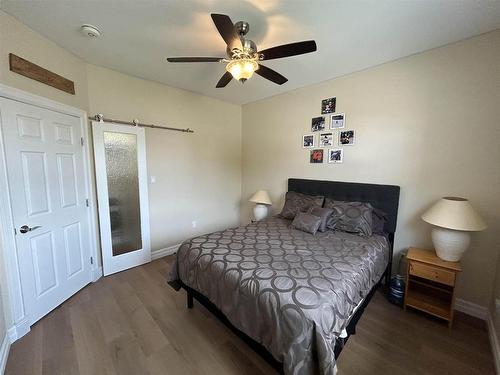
(168, 178), (400, 374)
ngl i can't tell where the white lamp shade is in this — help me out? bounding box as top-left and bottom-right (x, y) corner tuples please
(421, 197), (486, 232)
(249, 190), (272, 205)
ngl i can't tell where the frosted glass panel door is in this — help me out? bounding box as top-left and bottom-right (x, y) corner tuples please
(104, 132), (142, 255)
(93, 122), (150, 275)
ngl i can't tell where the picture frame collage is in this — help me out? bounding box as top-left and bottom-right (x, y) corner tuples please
(303, 97), (355, 164)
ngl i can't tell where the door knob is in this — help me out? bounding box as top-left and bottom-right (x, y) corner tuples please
(19, 225), (42, 234)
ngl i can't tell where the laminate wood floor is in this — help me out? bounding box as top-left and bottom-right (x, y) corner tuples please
(6, 256), (495, 375)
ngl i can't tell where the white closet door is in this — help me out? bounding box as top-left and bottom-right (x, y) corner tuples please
(0, 97), (92, 325)
(92, 121), (151, 275)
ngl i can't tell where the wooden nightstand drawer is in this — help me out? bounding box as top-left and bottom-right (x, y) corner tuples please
(405, 248), (461, 328)
(409, 261), (455, 286)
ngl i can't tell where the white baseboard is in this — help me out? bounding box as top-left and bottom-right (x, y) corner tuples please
(455, 298), (488, 320)
(0, 323), (27, 373)
(6, 327), (16, 345)
(91, 245), (177, 281)
(11, 319), (29, 343)
(487, 311), (500, 375)
(91, 266), (103, 282)
(0, 331), (11, 375)
(151, 244), (180, 260)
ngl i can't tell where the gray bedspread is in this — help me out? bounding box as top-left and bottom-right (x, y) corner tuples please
(169, 216), (389, 374)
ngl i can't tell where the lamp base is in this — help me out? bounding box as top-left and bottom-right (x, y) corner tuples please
(431, 227), (471, 262)
(253, 204), (268, 221)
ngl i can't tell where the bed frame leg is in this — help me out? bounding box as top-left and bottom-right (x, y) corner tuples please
(385, 261), (392, 286)
(187, 291), (193, 309)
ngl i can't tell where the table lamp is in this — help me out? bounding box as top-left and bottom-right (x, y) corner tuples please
(249, 190), (272, 221)
(421, 197), (486, 261)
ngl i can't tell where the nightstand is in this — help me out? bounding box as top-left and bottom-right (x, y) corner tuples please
(404, 247), (462, 328)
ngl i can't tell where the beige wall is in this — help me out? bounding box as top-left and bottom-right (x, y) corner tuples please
(86, 64), (242, 251)
(0, 11), (89, 111)
(241, 30), (500, 307)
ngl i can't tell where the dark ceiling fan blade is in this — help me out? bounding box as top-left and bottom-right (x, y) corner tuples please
(259, 40), (317, 60)
(211, 13), (242, 51)
(216, 71), (233, 88)
(255, 64), (288, 85)
(167, 57), (223, 62)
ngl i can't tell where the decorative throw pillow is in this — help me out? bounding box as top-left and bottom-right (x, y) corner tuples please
(291, 212), (322, 235)
(280, 191), (324, 220)
(307, 206), (334, 232)
(324, 199), (374, 237)
(372, 207), (388, 234)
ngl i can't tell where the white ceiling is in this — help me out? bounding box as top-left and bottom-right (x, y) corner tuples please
(2, 0), (500, 105)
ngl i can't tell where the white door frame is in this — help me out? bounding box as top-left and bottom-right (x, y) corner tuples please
(92, 121), (151, 275)
(0, 83), (100, 341)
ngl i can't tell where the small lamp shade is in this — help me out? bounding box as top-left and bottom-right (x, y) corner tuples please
(249, 190), (272, 205)
(421, 197), (486, 232)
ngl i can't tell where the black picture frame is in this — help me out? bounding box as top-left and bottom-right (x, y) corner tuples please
(321, 97), (336, 114)
(311, 116), (325, 132)
(339, 130), (355, 145)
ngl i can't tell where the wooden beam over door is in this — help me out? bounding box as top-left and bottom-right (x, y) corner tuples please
(9, 53), (75, 95)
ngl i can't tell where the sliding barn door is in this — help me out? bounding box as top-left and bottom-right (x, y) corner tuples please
(92, 121), (150, 275)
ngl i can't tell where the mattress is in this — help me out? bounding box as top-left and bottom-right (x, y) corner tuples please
(169, 216), (389, 375)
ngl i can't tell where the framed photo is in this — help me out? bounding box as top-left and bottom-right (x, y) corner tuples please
(339, 130), (355, 145)
(302, 134), (315, 148)
(321, 97), (336, 114)
(330, 113), (345, 129)
(311, 116), (325, 132)
(328, 148), (343, 163)
(310, 149), (324, 163)
(319, 132), (333, 147)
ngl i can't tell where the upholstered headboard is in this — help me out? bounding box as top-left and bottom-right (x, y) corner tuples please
(288, 178), (401, 235)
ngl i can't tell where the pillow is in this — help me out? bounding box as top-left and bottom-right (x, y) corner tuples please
(280, 191), (324, 220)
(372, 207), (388, 234)
(291, 212), (322, 235)
(307, 206), (334, 232)
(324, 199), (374, 237)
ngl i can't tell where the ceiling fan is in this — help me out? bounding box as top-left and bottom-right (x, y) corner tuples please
(167, 13), (317, 88)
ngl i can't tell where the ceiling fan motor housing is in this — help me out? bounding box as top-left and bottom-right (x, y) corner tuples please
(227, 38), (257, 59)
(235, 21), (250, 36)
(226, 21), (257, 58)
(242, 39), (257, 54)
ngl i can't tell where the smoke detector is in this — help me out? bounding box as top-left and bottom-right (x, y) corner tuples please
(80, 24), (101, 38)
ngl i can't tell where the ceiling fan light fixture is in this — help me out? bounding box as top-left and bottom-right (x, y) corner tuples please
(226, 59), (258, 82)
